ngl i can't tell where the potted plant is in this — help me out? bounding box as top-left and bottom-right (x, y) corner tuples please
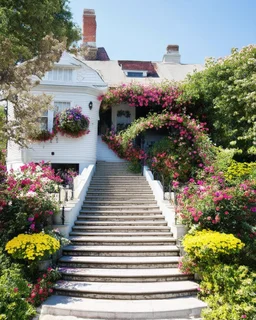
(5, 232), (60, 270)
(54, 106), (90, 138)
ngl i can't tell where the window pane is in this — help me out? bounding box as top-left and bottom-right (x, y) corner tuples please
(54, 101), (71, 115)
(40, 117), (48, 130)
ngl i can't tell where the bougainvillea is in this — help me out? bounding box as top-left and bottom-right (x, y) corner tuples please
(102, 130), (146, 163)
(54, 106), (90, 138)
(102, 112), (216, 185)
(0, 162), (61, 243)
(99, 82), (184, 111)
(27, 268), (61, 306)
(177, 175), (256, 246)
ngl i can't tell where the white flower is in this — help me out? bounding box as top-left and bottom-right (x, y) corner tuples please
(26, 191), (37, 197)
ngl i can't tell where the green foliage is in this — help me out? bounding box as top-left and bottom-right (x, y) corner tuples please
(0, 263), (36, 320)
(0, 0), (80, 62)
(200, 264), (256, 320)
(181, 45), (256, 159)
(225, 160), (256, 184)
(0, 107), (6, 163)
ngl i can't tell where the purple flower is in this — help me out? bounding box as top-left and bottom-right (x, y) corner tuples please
(251, 207), (256, 212)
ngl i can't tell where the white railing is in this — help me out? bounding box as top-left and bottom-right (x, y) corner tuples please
(53, 164), (96, 237)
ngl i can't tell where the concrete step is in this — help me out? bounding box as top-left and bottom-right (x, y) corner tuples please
(83, 200), (157, 206)
(92, 176), (146, 180)
(40, 295), (206, 319)
(88, 185), (151, 189)
(54, 280), (198, 300)
(58, 256), (180, 269)
(86, 191), (154, 196)
(74, 220), (167, 226)
(59, 267), (192, 282)
(81, 205), (160, 211)
(77, 215), (166, 221)
(72, 226), (171, 233)
(70, 232), (172, 237)
(79, 210), (163, 216)
(85, 196), (155, 201)
(69, 236), (177, 246)
(62, 245), (179, 257)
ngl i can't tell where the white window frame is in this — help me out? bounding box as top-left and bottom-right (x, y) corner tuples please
(123, 69), (148, 77)
(44, 68), (74, 82)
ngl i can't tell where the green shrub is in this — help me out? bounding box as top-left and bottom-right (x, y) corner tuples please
(0, 265), (36, 320)
(225, 160), (256, 184)
(200, 264), (256, 320)
(183, 230), (244, 262)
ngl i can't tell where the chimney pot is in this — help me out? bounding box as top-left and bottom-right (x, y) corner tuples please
(167, 45), (179, 53)
(163, 44), (181, 64)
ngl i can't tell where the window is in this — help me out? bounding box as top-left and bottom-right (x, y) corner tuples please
(126, 72), (144, 78)
(39, 111), (48, 130)
(54, 101), (71, 116)
(45, 68), (73, 82)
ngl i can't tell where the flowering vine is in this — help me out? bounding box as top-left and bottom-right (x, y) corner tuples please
(99, 81), (184, 111)
(102, 112), (216, 185)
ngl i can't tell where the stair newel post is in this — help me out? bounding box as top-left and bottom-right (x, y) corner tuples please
(58, 185), (66, 225)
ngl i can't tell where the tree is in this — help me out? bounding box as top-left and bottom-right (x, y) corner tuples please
(0, 0), (81, 145)
(181, 45), (256, 160)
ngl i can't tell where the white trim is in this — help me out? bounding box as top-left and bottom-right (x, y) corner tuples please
(53, 164), (96, 238)
(143, 166), (176, 228)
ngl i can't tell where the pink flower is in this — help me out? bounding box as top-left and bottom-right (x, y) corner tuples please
(224, 211), (229, 215)
(241, 315), (247, 319)
(13, 287), (18, 293)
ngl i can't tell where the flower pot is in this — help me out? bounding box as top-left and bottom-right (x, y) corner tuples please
(38, 259), (52, 271)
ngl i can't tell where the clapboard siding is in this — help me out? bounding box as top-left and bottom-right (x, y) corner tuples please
(25, 96), (100, 173)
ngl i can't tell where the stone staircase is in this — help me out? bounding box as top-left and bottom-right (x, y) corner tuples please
(41, 162), (206, 319)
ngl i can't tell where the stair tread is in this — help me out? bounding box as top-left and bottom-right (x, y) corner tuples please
(55, 280), (198, 294)
(77, 215), (165, 219)
(70, 232), (172, 236)
(72, 226), (170, 230)
(41, 295), (207, 315)
(63, 245), (179, 252)
(75, 221), (166, 225)
(59, 267), (185, 277)
(83, 201), (157, 204)
(79, 210), (162, 213)
(82, 205), (160, 209)
(70, 236), (176, 241)
(59, 256), (180, 263)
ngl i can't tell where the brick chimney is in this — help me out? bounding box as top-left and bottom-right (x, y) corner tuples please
(162, 44), (181, 64)
(83, 9), (97, 47)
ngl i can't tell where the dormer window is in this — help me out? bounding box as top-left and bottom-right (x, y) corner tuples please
(124, 70), (148, 78)
(127, 71), (144, 78)
(44, 68), (73, 81)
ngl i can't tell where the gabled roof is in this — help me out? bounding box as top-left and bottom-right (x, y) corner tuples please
(55, 51), (82, 68)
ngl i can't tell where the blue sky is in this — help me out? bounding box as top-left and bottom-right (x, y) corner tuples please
(69, 0), (256, 64)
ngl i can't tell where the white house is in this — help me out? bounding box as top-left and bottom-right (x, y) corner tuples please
(6, 9), (204, 172)
(7, 51), (107, 172)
